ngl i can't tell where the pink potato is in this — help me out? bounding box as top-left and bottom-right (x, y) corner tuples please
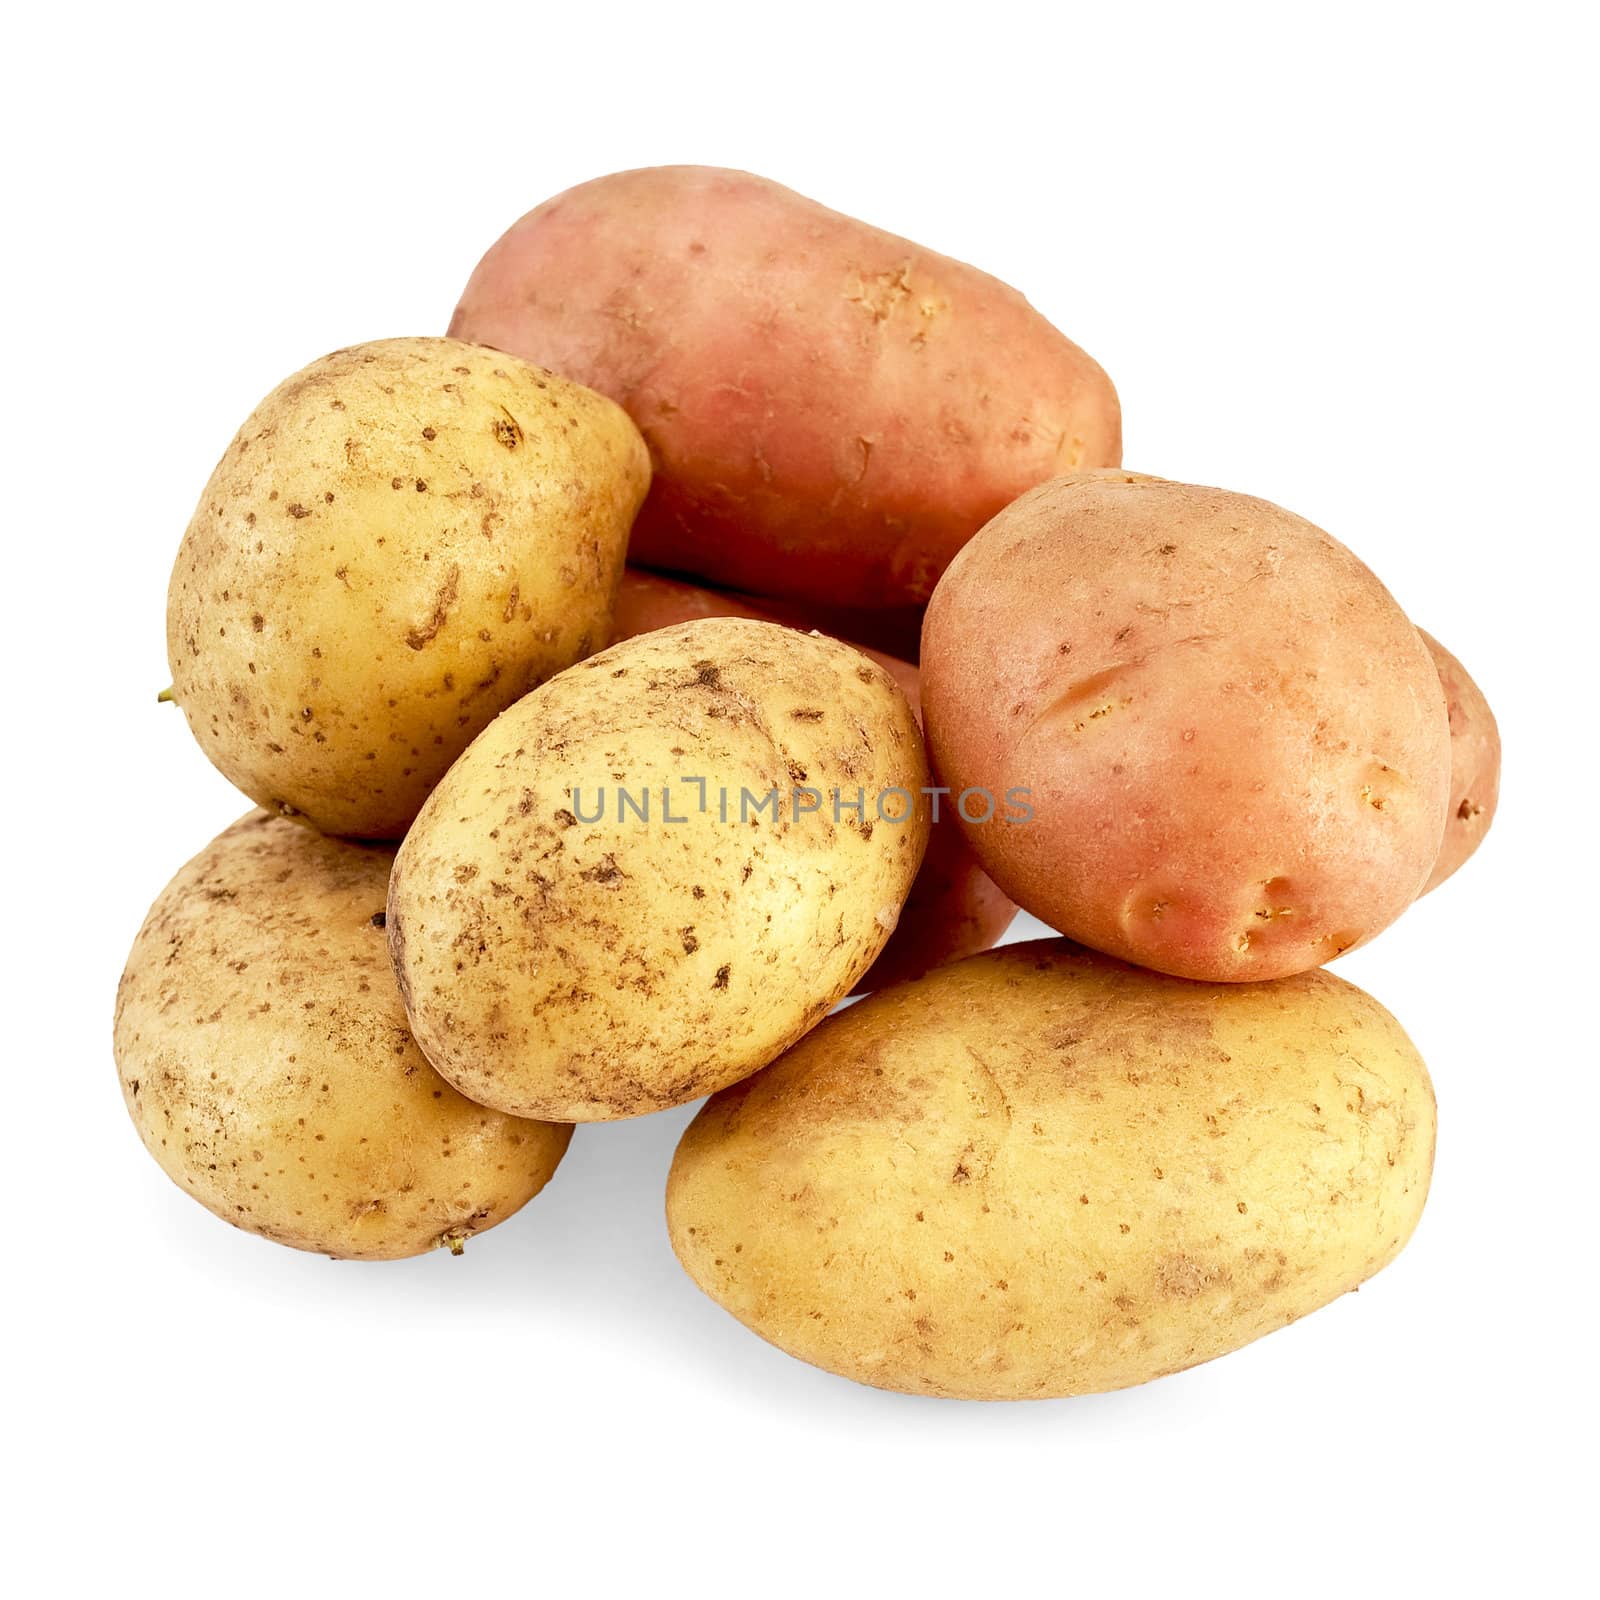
(609, 569), (1016, 990)
(727, 591), (927, 665)
(611, 567), (920, 672)
(1419, 629), (1501, 893)
(449, 166), (1121, 610)
(861, 804), (1019, 993)
(921, 472), (1452, 982)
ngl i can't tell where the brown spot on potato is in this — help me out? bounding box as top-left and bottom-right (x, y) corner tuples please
(492, 407), (524, 449)
(405, 565), (460, 651)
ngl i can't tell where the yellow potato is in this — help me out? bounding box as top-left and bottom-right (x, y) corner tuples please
(114, 812), (572, 1259)
(388, 618), (931, 1120)
(166, 337), (650, 838)
(668, 939), (1435, 1398)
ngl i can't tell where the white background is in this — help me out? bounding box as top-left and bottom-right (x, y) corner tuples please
(4, 3), (1594, 1594)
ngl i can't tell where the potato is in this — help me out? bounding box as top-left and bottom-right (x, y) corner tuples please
(1419, 629), (1501, 893)
(612, 566), (922, 663)
(723, 590), (927, 665)
(113, 812), (572, 1259)
(668, 939), (1435, 1400)
(609, 567), (777, 639)
(387, 618), (931, 1121)
(608, 570), (1016, 991)
(166, 337), (650, 838)
(921, 472), (1452, 981)
(863, 813), (1019, 992)
(449, 166), (1121, 610)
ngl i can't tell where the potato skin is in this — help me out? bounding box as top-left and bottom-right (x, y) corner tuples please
(746, 594), (927, 666)
(449, 166), (1121, 609)
(921, 472), (1452, 981)
(113, 812), (572, 1260)
(387, 618), (931, 1121)
(862, 811), (1019, 992)
(167, 337), (650, 838)
(608, 570), (1016, 991)
(609, 567), (777, 638)
(668, 940), (1435, 1400)
(1420, 629), (1501, 893)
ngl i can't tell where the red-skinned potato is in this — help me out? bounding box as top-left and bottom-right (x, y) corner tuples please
(610, 569), (1015, 989)
(729, 592), (927, 665)
(921, 472), (1451, 982)
(449, 166), (1121, 610)
(612, 565), (923, 663)
(610, 568), (776, 638)
(865, 800), (1019, 992)
(1419, 629), (1500, 893)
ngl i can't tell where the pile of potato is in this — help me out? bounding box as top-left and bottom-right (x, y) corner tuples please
(116, 166), (1499, 1400)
